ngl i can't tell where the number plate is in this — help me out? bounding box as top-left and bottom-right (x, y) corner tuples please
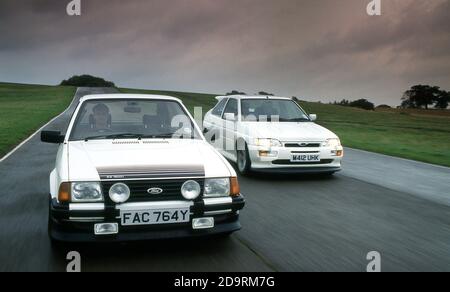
(120, 208), (190, 226)
(291, 154), (321, 162)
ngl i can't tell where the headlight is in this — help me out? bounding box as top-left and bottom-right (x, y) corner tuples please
(109, 183), (131, 203)
(253, 138), (282, 148)
(204, 178), (230, 197)
(323, 138), (341, 148)
(181, 180), (201, 200)
(71, 182), (103, 202)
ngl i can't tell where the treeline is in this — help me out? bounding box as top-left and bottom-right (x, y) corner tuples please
(330, 85), (449, 111)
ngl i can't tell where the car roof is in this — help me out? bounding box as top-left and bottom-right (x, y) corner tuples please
(80, 94), (182, 103)
(215, 95), (293, 101)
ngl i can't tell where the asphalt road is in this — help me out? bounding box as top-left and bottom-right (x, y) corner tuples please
(1, 87), (449, 272)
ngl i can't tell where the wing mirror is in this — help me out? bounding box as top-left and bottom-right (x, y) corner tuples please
(41, 131), (65, 144)
(224, 113), (236, 121)
(309, 114), (317, 121)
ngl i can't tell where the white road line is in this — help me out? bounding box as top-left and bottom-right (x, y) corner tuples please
(0, 87), (81, 164)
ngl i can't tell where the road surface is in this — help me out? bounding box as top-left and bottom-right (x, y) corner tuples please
(0, 87), (449, 272)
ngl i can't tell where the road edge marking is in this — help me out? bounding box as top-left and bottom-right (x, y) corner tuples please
(0, 87), (81, 164)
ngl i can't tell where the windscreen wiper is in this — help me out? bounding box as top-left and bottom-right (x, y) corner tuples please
(141, 133), (177, 139)
(141, 133), (195, 139)
(280, 118), (311, 122)
(84, 133), (144, 141)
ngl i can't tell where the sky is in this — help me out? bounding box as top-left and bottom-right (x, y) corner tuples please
(0, 0), (449, 106)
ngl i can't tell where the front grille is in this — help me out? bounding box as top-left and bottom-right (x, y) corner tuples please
(284, 142), (321, 148)
(101, 179), (204, 202)
(272, 159), (334, 165)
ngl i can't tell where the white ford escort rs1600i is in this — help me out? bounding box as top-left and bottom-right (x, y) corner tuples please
(203, 95), (344, 175)
(41, 94), (245, 242)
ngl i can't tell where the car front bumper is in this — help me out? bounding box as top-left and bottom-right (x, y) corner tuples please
(247, 144), (343, 172)
(49, 195), (245, 242)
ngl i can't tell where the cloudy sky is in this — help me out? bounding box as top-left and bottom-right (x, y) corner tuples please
(0, 0), (449, 105)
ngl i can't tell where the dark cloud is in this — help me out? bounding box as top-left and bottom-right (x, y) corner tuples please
(306, 0), (450, 57)
(0, 0), (448, 106)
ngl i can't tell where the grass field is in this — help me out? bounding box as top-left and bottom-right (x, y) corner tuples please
(120, 87), (450, 167)
(0, 83), (75, 158)
(1, 83), (449, 167)
(299, 102), (450, 167)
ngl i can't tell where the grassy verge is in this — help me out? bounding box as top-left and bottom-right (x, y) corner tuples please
(0, 83), (76, 158)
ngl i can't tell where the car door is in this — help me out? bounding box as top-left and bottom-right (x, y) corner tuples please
(221, 98), (239, 156)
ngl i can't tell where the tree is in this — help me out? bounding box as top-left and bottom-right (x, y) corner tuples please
(400, 98), (414, 109)
(435, 91), (449, 109)
(349, 99), (375, 111)
(60, 75), (116, 87)
(401, 85), (441, 109)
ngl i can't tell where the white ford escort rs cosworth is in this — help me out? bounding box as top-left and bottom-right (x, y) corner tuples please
(203, 95), (344, 175)
(41, 94), (245, 243)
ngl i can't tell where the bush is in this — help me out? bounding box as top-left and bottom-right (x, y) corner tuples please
(376, 104), (392, 109)
(60, 75), (116, 87)
(333, 98), (375, 110)
(226, 90), (246, 96)
(349, 99), (375, 111)
(258, 91), (274, 96)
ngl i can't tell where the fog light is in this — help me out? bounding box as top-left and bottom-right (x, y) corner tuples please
(192, 217), (214, 230)
(94, 223), (118, 235)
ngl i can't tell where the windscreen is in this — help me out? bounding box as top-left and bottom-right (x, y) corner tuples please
(69, 99), (200, 141)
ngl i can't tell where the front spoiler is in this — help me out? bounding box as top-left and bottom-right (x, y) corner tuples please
(251, 166), (342, 174)
(49, 214), (241, 243)
(49, 195), (245, 242)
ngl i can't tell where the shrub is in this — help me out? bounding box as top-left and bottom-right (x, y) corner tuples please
(60, 75), (116, 87)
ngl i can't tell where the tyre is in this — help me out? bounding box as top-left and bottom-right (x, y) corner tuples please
(236, 142), (251, 175)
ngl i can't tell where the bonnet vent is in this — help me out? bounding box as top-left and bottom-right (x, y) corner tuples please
(112, 140), (140, 145)
(142, 140), (169, 144)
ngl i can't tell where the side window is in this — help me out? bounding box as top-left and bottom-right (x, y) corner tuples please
(222, 98), (238, 118)
(212, 98), (228, 116)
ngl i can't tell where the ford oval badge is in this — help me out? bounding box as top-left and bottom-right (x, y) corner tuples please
(147, 187), (163, 195)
